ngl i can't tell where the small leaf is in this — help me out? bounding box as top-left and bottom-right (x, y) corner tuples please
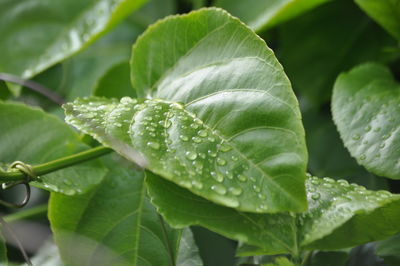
(214, 0), (329, 32)
(0, 0), (147, 79)
(64, 96), (306, 213)
(49, 154), (181, 265)
(355, 0), (400, 41)
(0, 101), (106, 195)
(332, 63), (400, 179)
(147, 172), (400, 255)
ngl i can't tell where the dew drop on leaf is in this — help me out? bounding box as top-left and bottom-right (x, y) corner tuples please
(147, 141), (160, 150)
(185, 151), (198, 160)
(228, 187), (243, 196)
(211, 184), (227, 195)
(216, 158), (226, 166)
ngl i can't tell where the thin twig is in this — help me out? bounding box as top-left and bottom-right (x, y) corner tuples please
(0, 73), (65, 105)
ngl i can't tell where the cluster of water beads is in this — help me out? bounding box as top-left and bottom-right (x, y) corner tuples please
(125, 98), (270, 211)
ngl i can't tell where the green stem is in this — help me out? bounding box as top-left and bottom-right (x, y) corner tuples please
(0, 146), (112, 182)
(3, 204), (48, 223)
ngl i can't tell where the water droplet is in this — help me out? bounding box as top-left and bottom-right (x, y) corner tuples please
(210, 172), (224, 182)
(373, 127), (381, 132)
(198, 130), (208, 137)
(359, 154), (366, 160)
(253, 185), (261, 192)
(258, 193), (266, 199)
(185, 151), (197, 160)
(192, 136), (202, 143)
(382, 134), (390, 140)
(208, 150), (217, 157)
(149, 132), (156, 137)
(208, 136), (216, 142)
(211, 184), (227, 195)
(238, 174), (247, 182)
(364, 125), (371, 132)
(352, 134), (360, 140)
(63, 180), (72, 186)
(180, 135), (189, 141)
(190, 123), (199, 129)
(146, 126), (155, 132)
(231, 155), (239, 161)
(223, 198), (239, 208)
(192, 180), (203, 189)
(165, 120), (172, 128)
(311, 193), (320, 200)
(216, 158), (226, 166)
(147, 142), (160, 150)
(219, 142), (232, 152)
(229, 187), (242, 196)
(145, 116), (153, 121)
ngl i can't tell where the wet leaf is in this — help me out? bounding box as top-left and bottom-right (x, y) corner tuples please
(332, 63), (400, 179)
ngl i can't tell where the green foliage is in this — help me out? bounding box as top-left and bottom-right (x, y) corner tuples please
(332, 63), (400, 179)
(214, 0), (328, 32)
(355, 0), (400, 41)
(0, 101), (106, 195)
(0, 1), (399, 265)
(49, 154), (181, 265)
(0, 0), (147, 80)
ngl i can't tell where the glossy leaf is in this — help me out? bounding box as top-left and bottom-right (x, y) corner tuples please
(277, 0), (396, 107)
(355, 0), (400, 41)
(147, 171), (400, 255)
(130, 7), (307, 212)
(214, 0), (328, 32)
(0, 101), (106, 195)
(0, 0), (146, 79)
(49, 154), (181, 265)
(64, 95), (306, 213)
(93, 62), (136, 99)
(332, 63), (400, 179)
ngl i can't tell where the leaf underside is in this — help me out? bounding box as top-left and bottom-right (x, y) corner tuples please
(332, 63), (400, 180)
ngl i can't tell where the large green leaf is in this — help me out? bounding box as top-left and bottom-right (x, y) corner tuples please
(277, 0), (396, 107)
(147, 171), (400, 255)
(130, 8), (307, 212)
(0, 0), (146, 79)
(49, 154), (181, 265)
(355, 0), (400, 41)
(0, 101), (106, 195)
(332, 63), (400, 180)
(214, 0), (328, 32)
(64, 95), (306, 213)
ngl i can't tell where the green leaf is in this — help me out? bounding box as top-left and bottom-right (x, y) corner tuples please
(303, 108), (388, 190)
(376, 233), (400, 266)
(355, 0), (400, 41)
(214, 0), (329, 32)
(332, 63), (400, 180)
(0, 0), (146, 79)
(0, 101), (106, 195)
(64, 95), (307, 213)
(130, 7), (307, 212)
(49, 154), (181, 265)
(277, 0), (396, 107)
(93, 62), (136, 99)
(176, 228), (203, 266)
(147, 171), (400, 255)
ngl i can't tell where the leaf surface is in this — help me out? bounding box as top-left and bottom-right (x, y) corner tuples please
(147, 171), (400, 255)
(0, 101), (106, 195)
(127, 8), (307, 213)
(355, 0), (400, 41)
(332, 63), (400, 179)
(0, 0), (146, 79)
(376, 233), (400, 266)
(176, 228), (203, 266)
(64, 95), (306, 213)
(214, 0), (328, 32)
(49, 154), (181, 265)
